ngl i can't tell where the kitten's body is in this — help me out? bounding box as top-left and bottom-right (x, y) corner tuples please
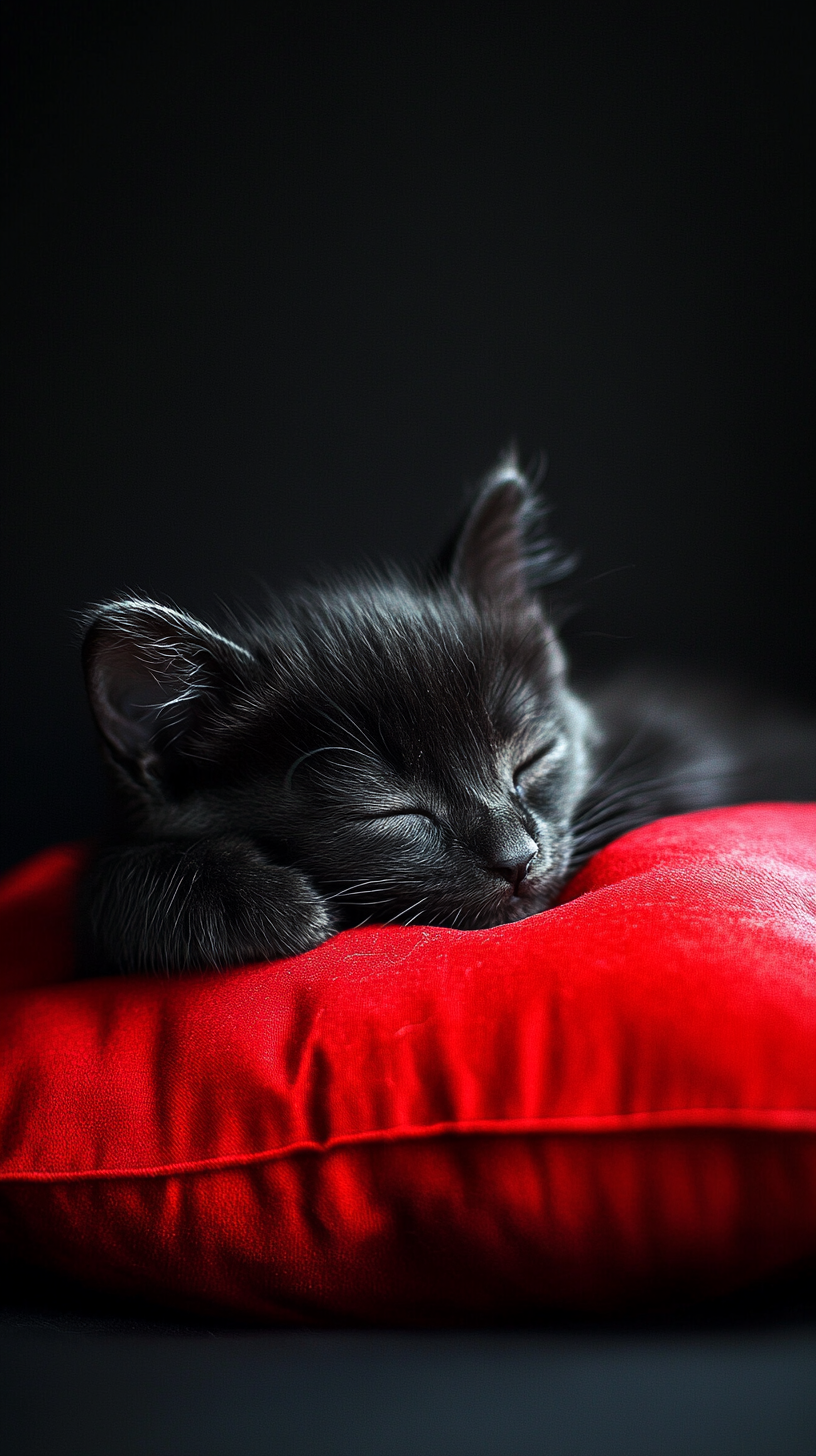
(78, 462), (816, 975)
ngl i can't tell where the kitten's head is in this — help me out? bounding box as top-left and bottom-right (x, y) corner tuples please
(83, 458), (595, 929)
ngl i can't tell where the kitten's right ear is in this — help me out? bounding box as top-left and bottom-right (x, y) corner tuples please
(441, 449), (570, 607)
(82, 599), (252, 782)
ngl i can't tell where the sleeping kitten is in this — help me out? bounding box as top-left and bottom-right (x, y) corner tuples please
(77, 457), (816, 975)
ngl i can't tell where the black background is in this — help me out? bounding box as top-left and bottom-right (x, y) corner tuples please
(3, 0), (810, 867)
(1, 7), (815, 1448)
(2, 2), (813, 872)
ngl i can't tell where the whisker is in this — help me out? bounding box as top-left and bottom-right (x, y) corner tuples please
(284, 744), (374, 793)
(579, 725), (652, 799)
(383, 895), (431, 927)
(400, 897), (433, 927)
(573, 764), (735, 832)
(323, 878), (395, 901)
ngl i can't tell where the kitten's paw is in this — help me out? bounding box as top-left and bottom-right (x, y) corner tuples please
(78, 836), (336, 975)
(257, 864), (335, 957)
(217, 842), (335, 961)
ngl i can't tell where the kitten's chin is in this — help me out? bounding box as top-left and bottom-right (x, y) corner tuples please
(494, 861), (573, 925)
(500, 890), (559, 924)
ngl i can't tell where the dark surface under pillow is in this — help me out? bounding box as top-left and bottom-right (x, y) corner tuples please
(2, 1254), (816, 1456)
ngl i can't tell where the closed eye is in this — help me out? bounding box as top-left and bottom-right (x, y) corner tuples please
(375, 809), (439, 824)
(513, 738), (565, 783)
(354, 808), (441, 825)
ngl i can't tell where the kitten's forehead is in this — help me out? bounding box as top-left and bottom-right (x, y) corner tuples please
(268, 581), (559, 778)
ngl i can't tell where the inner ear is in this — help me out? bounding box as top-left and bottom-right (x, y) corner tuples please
(82, 600), (251, 777)
(448, 457), (539, 608)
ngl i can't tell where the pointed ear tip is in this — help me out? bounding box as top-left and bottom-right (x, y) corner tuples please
(478, 472), (533, 514)
(80, 600), (166, 681)
(79, 599), (201, 657)
(81, 597), (154, 636)
(80, 598), (253, 683)
(483, 453), (537, 497)
(485, 445), (549, 496)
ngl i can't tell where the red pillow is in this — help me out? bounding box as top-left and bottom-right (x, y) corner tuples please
(1, 804), (815, 1323)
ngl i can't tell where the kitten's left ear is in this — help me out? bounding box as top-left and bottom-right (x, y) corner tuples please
(446, 451), (564, 608)
(81, 598), (254, 784)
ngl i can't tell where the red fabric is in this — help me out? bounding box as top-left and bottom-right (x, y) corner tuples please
(1, 804), (815, 1323)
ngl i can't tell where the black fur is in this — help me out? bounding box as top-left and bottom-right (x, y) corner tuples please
(78, 455), (816, 975)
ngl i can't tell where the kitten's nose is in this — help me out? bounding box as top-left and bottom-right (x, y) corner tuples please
(490, 837), (538, 894)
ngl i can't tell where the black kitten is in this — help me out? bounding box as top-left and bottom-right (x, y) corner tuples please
(78, 457), (816, 975)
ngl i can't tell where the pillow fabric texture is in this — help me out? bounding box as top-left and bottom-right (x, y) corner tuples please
(0, 803), (815, 1324)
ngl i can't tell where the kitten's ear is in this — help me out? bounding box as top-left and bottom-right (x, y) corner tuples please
(446, 451), (563, 607)
(82, 599), (252, 781)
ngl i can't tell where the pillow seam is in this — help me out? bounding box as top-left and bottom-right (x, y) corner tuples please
(2, 1105), (816, 1184)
